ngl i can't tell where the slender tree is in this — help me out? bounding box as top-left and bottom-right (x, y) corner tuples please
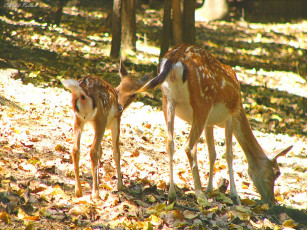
(110, 0), (122, 58)
(160, 0), (172, 58)
(172, 0), (182, 45)
(54, 0), (69, 25)
(0, 0), (5, 16)
(121, 0), (136, 52)
(182, 0), (196, 44)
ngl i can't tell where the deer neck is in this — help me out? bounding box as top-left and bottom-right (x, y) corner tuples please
(233, 105), (267, 167)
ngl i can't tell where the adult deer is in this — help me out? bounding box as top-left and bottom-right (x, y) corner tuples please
(62, 61), (151, 199)
(138, 44), (292, 204)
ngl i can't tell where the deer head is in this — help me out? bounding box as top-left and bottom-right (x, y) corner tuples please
(248, 145), (292, 204)
(116, 60), (152, 110)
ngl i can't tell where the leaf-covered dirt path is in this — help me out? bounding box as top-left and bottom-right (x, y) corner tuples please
(1, 2), (307, 229)
(0, 67), (306, 229)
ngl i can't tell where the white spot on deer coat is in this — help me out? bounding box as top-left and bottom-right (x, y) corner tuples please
(196, 70), (205, 97)
(221, 79), (226, 88)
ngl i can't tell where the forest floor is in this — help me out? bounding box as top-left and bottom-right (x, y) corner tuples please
(0, 1), (307, 229)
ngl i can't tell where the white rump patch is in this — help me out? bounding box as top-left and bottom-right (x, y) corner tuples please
(174, 61), (184, 79)
(76, 96), (97, 121)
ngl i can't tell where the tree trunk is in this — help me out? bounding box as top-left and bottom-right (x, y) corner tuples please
(172, 0), (182, 45)
(160, 0), (172, 59)
(121, 0), (136, 52)
(0, 0), (5, 16)
(54, 0), (69, 26)
(110, 0), (122, 58)
(182, 0), (195, 44)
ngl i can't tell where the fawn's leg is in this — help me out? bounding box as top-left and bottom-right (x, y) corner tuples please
(90, 120), (106, 199)
(225, 117), (240, 204)
(72, 116), (85, 197)
(205, 126), (216, 194)
(110, 117), (123, 191)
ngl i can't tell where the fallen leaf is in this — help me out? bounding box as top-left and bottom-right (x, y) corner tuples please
(183, 210), (198, 220)
(197, 196), (210, 207)
(145, 214), (163, 227)
(275, 195), (284, 202)
(30, 137), (39, 142)
(240, 198), (256, 206)
(252, 205), (261, 214)
(204, 206), (219, 215)
(55, 144), (66, 152)
(165, 202), (175, 211)
(28, 157), (40, 165)
(282, 219), (298, 228)
(132, 149), (140, 157)
(215, 192), (234, 205)
(0, 211), (11, 224)
(231, 205), (252, 221)
(144, 194), (156, 203)
(25, 222), (34, 230)
(260, 203), (270, 211)
(68, 205), (89, 216)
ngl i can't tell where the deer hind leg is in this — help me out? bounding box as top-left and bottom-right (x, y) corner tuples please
(72, 116), (85, 197)
(90, 120), (106, 199)
(163, 96), (176, 204)
(110, 117), (123, 191)
(185, 119), (208, 202)
(205, 126), (216, 194)
(225, 117), (241, 204)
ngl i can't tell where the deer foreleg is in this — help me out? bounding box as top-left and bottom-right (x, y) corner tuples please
(205, 126), (216, 194)
(185, 120), (207, 202)
(225, 117), (240, 204)
(111, 118), (123, 191)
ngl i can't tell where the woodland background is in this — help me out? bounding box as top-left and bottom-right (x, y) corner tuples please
(0, 0), (306, 229)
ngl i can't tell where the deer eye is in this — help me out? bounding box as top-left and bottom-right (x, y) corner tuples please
(81, 95), (86, 100)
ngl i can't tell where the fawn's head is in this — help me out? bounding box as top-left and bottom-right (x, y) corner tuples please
(248, 145), (292, 204)
(116, 60), (152, 110)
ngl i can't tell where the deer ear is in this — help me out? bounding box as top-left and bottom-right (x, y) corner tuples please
(139, 72), (153, 86)
(119, 60), (129, 78)
(268, 145), (293, 161)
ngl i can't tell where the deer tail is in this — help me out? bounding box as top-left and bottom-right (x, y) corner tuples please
(137, 59), (173, 92)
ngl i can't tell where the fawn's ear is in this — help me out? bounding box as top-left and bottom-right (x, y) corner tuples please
(119, 60), (129, 78)
(139, 72), (153, 86)
(61, 79), (87, 98)
(61, 79), (80, 91)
